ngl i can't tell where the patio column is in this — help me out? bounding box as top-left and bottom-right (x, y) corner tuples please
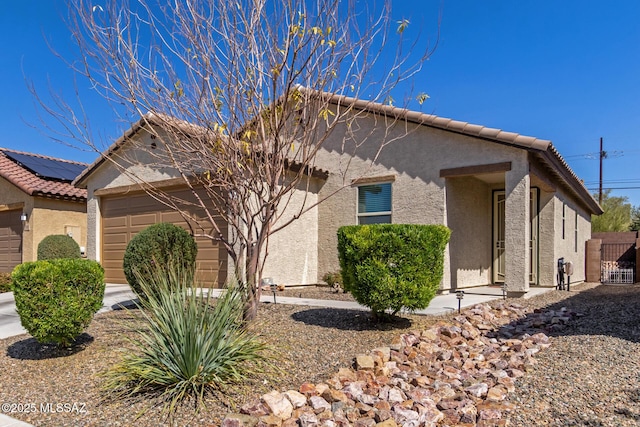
(505, 161), (530, 297)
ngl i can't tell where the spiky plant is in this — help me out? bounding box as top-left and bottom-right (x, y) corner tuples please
(102, 265), (270, 414)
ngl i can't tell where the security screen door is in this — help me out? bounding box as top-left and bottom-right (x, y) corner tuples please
(493, 189), (538, 284)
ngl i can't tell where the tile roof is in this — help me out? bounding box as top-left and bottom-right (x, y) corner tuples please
(319, 90), (601, 215)
(0, 148), (87, 201)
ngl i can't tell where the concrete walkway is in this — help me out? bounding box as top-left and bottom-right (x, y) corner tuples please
(0, 284), (553, 427)
(1, 284), (553, 340)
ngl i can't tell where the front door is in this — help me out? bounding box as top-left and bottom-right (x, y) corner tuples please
(493, 192), (506, 283)
(492, 189), (539, 284)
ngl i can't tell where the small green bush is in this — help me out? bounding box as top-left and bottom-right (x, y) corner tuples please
(322, 270), (343, 293)
(0, 272), (11, 293)
(12, 259), (105, 347)
(37, 234), (81, 260)
(102, 266), (270, 413)
(123, 223), (198, 300)
(338, 224), (451, 318)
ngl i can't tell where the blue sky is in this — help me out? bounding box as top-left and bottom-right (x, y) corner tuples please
(1, 1), (639, 206)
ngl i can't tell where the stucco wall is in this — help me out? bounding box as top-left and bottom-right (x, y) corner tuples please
(552, 190), (591, 285)
(444, 177), (492, 289)
(261, 177), (321, 285)
(29, 199), (87, 262)
(537, 189), (556, 286)
(314, 115), (530, 289)
(0, 176), (86, 263)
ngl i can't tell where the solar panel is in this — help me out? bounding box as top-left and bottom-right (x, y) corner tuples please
(3, 151), (86, 182)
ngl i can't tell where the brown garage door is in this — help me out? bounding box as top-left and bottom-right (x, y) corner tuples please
(101, 189), (227, 287)
(0, 210), (23, 273)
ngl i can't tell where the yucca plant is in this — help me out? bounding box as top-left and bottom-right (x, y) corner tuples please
(102, 265), (270, 414)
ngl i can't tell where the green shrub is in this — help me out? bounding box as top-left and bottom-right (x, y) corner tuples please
(123, 223), (198, 300)
(322, 270), (343, 292)
(37, 234), (81, 260)
(0, 272), (11, 293)
(102, 266), (270, 413)
(338, 224), (451, 318)
(12, 259), (105, 347)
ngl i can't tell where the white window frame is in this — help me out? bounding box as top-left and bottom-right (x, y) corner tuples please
(356, 182), (393, 225)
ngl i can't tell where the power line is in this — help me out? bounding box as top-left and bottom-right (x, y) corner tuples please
(587, 187), (640, 191)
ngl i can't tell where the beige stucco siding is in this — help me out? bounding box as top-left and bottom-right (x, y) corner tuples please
(444, 177), (492, 289)
(30, 199), (87, 261)
(315, 116), (530, 290)
(261, 177), (321, 285)
(0, 176), (86, 263)
(552, 190), (591, 285)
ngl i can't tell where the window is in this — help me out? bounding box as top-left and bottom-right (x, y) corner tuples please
(357, 183), (392, 224)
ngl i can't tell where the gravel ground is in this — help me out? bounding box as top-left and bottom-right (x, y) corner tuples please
(0, 283), (638, 426)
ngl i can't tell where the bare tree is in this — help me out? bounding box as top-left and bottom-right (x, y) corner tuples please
(37, 0), (437, 320)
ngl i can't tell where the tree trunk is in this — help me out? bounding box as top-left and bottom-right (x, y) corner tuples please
(242, 245), (261, 321)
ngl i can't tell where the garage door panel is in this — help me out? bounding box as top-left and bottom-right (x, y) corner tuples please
(0, 210), (23, 273)
(101, 190), (227, 287)
(130, 213), (159, 227)
(102, 232), (129, 244)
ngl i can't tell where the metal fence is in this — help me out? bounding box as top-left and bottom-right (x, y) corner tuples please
(600, 243), (636, 284)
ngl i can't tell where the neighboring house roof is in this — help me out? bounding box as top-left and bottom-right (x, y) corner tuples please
(0, 148), (87, 201)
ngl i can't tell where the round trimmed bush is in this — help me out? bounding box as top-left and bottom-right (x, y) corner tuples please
(12, 259), (105, 347)
(338, 224), (451, 319)
(123, 222), (198, 299)
(37, 234), (81, 260)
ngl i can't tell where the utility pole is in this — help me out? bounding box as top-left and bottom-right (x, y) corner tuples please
(599, 137), (605, 204)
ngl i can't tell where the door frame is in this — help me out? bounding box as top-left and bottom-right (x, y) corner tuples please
(492, 188), (539, 284)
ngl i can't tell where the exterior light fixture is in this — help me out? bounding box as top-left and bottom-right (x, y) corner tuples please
(20, 212), (27, 222)
(261, 278), (276, 303)
(455, 290), (465, 313)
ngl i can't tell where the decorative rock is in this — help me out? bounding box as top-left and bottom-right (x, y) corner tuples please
(315, 383), (330, 396)
(321, 388), (348, 403)
(262, 391), (294, 420)
(284, 390), (308, 409)
(241, 400), (270, 416)
(222, 413), (260, 427)
(229, 301), (569, 427)
(356, 355), (375, 370)
(373, 347), (391, 363)
(337, 368), (357, 382)
(387, 387), (405, 404)
(282, 418), (299, 427)
(354, 418), (376, 427)
(300, 383), (317, 396)
(375, 417), (397, 426)
(298, 411), (319, 427)
(258, 414), (283, 426)
(308, 396), (331, 413)
(391, 405), (419, 422)
(465, 382), (489, 398)
(486, 386), (506, 402)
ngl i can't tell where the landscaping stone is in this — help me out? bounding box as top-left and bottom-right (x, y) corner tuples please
(226, 300), (576, 426)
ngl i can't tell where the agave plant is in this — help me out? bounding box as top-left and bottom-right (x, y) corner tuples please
(102, 265), (270, 413)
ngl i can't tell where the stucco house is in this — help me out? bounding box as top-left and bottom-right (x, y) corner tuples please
(75, 95), (601, 296)
(0, 148), (87, 272)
